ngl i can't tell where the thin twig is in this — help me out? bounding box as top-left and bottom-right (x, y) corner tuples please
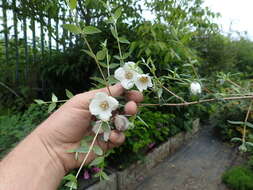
(114, 24), (123, 65)
(70, 124), (101, 190)
(82, 35), (112, 96)
(227, 79), (244, 90)
(242, 101), (252, 142)
(0, 82), (19, 97)
(140, 95), (253, 107)
(162, 86), (186, 103)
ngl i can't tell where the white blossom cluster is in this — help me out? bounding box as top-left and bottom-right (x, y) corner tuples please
(114, 62), (153, 92)
(88, 62), (153, 141)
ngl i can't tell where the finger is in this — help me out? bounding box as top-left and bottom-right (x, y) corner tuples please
(125, 90), (144, 103)
(89, 83), (125, 97)
(124, 101), (138, 115)
(107, 130), (125, 149)
(70, 83), (125, 109)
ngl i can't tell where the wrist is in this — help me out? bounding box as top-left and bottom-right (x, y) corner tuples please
(0, 130), (65, 190)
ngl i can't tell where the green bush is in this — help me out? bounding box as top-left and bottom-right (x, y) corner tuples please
(222, 166), (253, 190)
(0, 104), (48, 158)
(107, 106), (199, 169)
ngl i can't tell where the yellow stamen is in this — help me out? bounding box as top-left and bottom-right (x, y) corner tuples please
(139, 76), (148, 83)
(100, 101), (109, 110)
(125, 71), (133, 79)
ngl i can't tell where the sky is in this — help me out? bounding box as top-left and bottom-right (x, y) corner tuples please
(204, 0), (253, 39)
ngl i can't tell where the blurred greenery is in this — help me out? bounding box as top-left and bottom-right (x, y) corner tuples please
(222, 157), (253, 190)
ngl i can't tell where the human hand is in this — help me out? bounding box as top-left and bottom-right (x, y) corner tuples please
(35, 83), (143, 173)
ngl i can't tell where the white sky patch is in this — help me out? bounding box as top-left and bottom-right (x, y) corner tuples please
(204, 0), (253, 39)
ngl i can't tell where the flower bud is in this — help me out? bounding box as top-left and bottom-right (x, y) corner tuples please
(239, 143), (247, 152)
(114, 115), (130, 131)
(190, 82), (202, 95)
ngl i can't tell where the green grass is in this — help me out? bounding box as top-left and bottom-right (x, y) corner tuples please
(222, 166), (253, 190)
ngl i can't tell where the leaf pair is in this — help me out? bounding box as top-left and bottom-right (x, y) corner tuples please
(63, 24), (101, 35)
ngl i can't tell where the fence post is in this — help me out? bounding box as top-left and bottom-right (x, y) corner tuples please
(2, 0), (9, 65)
(13, 0), (20, 83)
(23, 16), (29, 81)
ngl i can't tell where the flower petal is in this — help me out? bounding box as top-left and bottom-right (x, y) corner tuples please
(98, 110), (112, 121)
(124, 62), (135, 70)
(103, 131), (111, 142)
(148, 77), (153, 87)
(94, 92), (108, 100)
(114, 67), (125, 81)
(89, 99), (102, 115)
(107, 96), (119, 111)
(121, 79), (135, 89)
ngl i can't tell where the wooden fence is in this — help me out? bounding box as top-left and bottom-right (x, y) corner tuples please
(0, 0), (75, 85)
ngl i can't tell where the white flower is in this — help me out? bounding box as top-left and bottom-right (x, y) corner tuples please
(135, 74), (153, 92)
(190, 82), (202, 95)
(92, 120), (111, 141)
(114, 62), (138, 89)
(114, 115), (130, 131)
(89, 92), (119, 121)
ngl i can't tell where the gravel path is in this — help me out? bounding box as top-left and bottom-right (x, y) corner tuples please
(136, 125), (236, 190)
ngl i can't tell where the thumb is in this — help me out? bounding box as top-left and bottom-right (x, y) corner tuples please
(68, 83), (125, 109)
(89, 83), (125, 97)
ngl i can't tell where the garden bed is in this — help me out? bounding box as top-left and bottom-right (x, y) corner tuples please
(79, 119), (200, 190)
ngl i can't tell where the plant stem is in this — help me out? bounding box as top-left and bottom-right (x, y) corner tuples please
(0, 82), (19, 97)
(242, 101), (252, 142)
(70, 124), (102, 190)
(227, 79), (245, 90)
(162, 85), (186, 103)
(140, 95), (253, 107)
(42, 100), (68, 104)
(82, 35), (112, 96)
(70, 8), (112, 96)
(114, 24), (124, 65)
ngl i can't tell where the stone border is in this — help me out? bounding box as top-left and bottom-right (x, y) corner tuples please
(82, 119), (200, 190)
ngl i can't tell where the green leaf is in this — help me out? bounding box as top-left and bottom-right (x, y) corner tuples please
(108, 76), (118, 85)
(68, 0), (77, 10)
(65, 181), (77, 189)
(62, 24), (82, 34)
(67, 146), (89, 153)
(90, 77), (106, 85)
(227, 120), (244, 125)
(109, 63), (119, 69)
(83, 26), (101, 35)
(64, 174), (77, 182)
(93, 145), (103, 156)
(96, 50), (106, 61)
(231, 137), (242, 143)
(34, 99), (45, 105)
(89, 156), (104, 166)
(114, 7), (122, 20)
(83, 135), (93, 142)
(66, 89), (74, 99)
(246, 142), (253, 147)
(101, 171), (110, 180)
(122, 52), (131, 59)
(245, 122), (253, 129)
(52, 93), (58, 102)
(83, 50), (96, 59)
(110, 26), (118, 39)
(119, 37), (130, 44)
(113, 55), (121, 60)
(48, 103), (56, 113)
(98, 62), (108, 68)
